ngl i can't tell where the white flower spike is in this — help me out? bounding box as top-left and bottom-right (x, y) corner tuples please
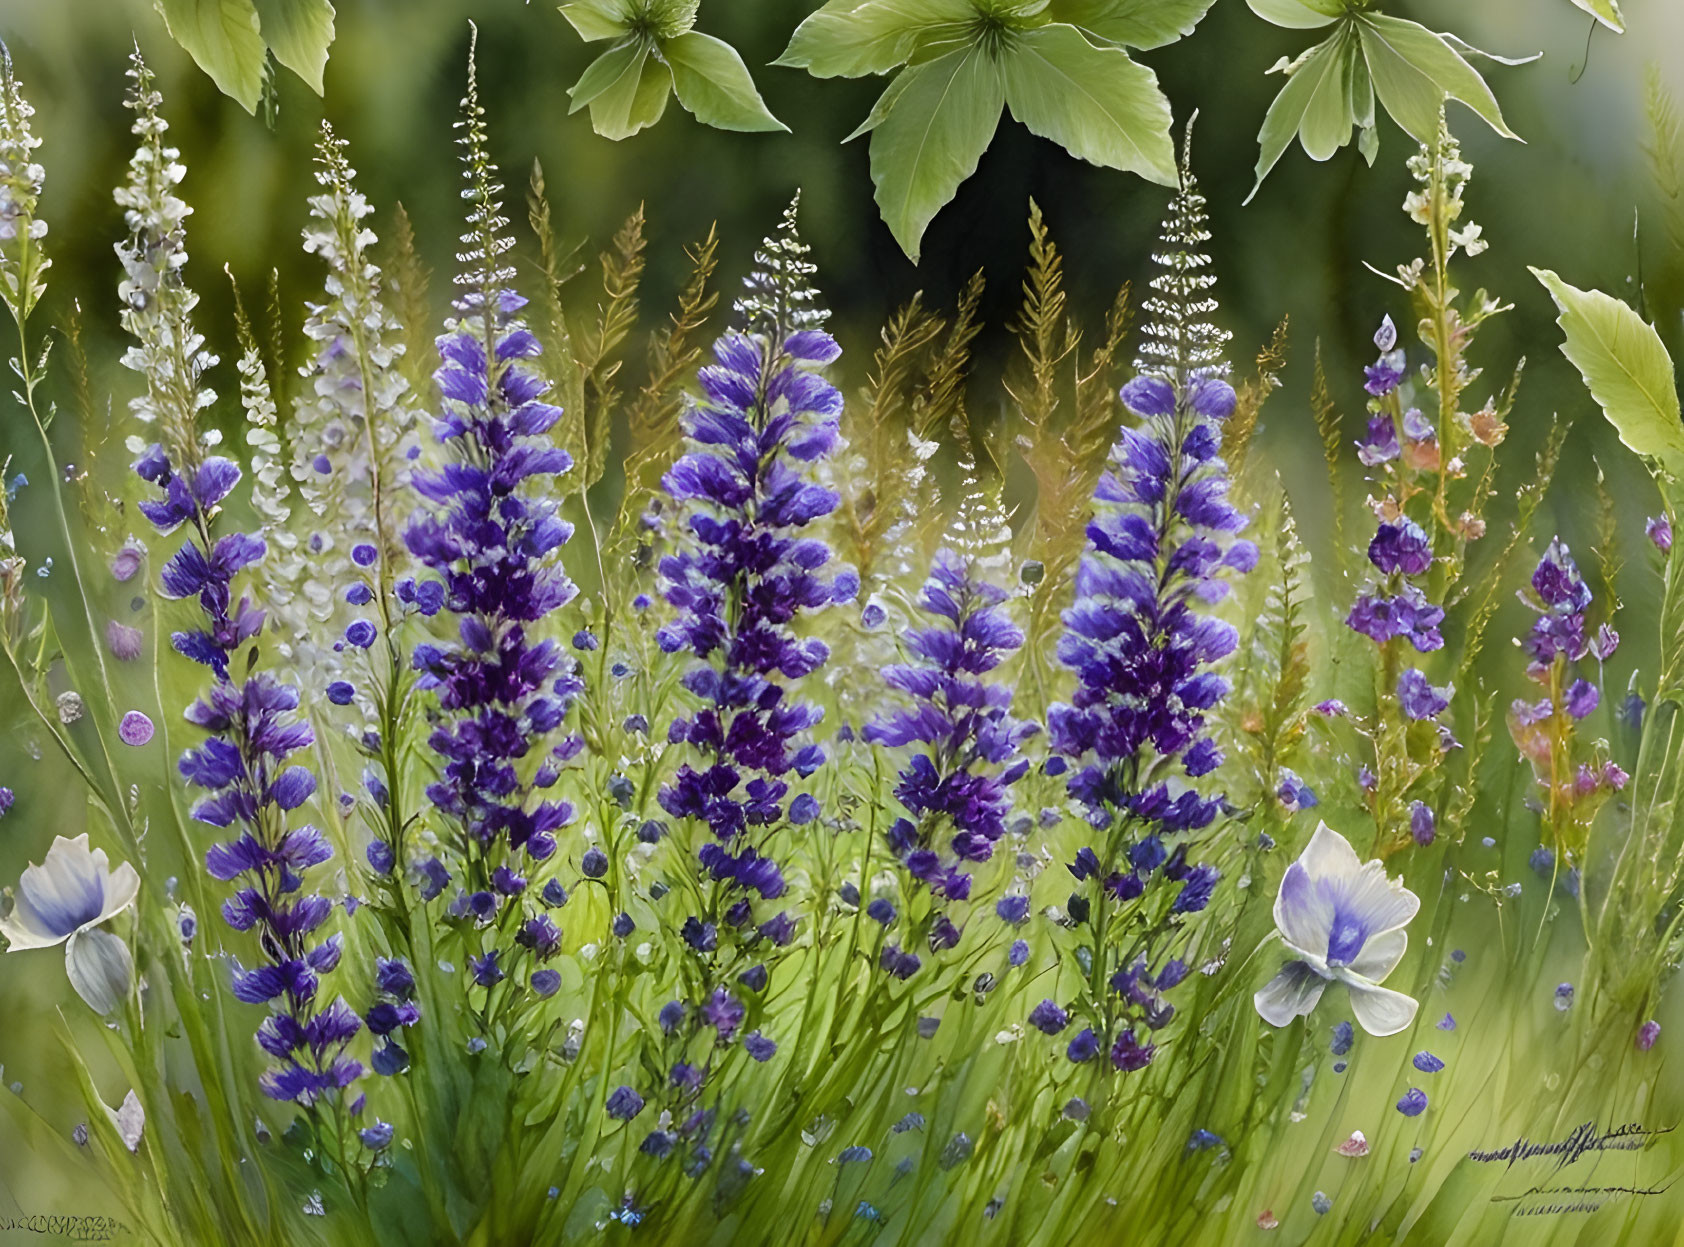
(0, 833), (139, 1016)
(1254, 822), (1420, 1037)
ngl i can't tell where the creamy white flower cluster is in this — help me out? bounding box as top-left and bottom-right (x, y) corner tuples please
(113, 50), (220, 466)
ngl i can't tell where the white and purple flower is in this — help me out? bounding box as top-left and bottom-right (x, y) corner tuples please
(0, 833), (138, 1015)
(1254, 822), (1420, 1037)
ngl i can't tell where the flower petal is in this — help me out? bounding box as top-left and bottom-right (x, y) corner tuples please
(65, 928), (133, 1016)
(1254, 959), (1329, 1028)
(1343, 975), (1419, 1036)
(1274, 861), (1335, 960)
(96, 861), (141, 928)
(1335, 860), (1421, 942)
(1348, 927), (1407, 984)
(15, 834), (105, 942)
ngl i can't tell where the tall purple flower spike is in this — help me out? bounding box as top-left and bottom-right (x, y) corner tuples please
(658, 196), (855, 946)
(863, 491), (1037, 972)
(137, 441), (359, 1101)
(1254, 822), (1420, 1037)
(404, 49), (582, 996)
(1044, 145), (1252, 1074)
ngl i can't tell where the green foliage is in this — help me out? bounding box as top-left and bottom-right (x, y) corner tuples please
(1567, 0), (1625, 33)
(780, 0), (1196, 259)
(1246, 1), (1530, 199)
(1532, 268), (1684, 489)
(560, 0), (785, 139)
(153, 0), (335, 112)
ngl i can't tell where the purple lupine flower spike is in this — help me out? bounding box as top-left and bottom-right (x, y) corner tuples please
(404, 44), (583, 1004)
(1044, 144), (1249, 1075)
(658, 194), (851, 945)
(863, 473), (1037, 970)
(647, 198), (851, 1163)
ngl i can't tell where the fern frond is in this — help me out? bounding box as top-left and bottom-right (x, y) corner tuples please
(526, 159), (588, 494)
(1645, 64), (1684, 263)
(579, 206), (647, 489)
(228, 271), (291, 545)
(1227, 316), (1289, 485)
(620, 223), (721, 520)
(386, 201), (435, 401)
(1005, 199), (1075, 434)
(1310, 342), (1344, 553)
(1592, 457), (1624, 613)
(1073, 281), (1132, 453)
(1455, 413), (1571, 687)
(918, 267), (985, 447)
(837, 293), (944, 585)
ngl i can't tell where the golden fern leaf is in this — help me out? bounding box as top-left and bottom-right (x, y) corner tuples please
(1227, 316), (1289, 486)
(526, 160), (590, 490)
(618, 224), (722, 525)
(1310, 342), (1344, 553)
(917, 267), (985, 446)
(1073, 281), (1132, 452)
(578, 207), (648, 488)
(385, 202), (435, 403)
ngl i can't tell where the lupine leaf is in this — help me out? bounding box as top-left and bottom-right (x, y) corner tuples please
(155, 0), (268, 113)
(1051, 0), (1217, 50)
(666, 31), (787, 132)
(1246, 0), (1343, 30)
(776, 0), (970, 78)
(569, 41), (643, 112)
(559, 0), (633, 41)
(1532, 268), (1684, 488)
(1000, 24), (1176, 185)
(1356, 14), (1516, 143)
(250, 0), (335, 94)
(586, 45), (674, 140)
(1298, 30), (1355, 160)
(1248, 33), (1343, 198)
(868, 47), (1005, 262)
(1567, 0), (1624, 33)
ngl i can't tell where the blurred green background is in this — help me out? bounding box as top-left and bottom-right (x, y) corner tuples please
(1, 0), (1682, 1235)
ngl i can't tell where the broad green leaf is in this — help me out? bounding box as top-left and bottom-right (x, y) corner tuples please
(868, 47), (1005, 261)
(1247, 0), (1343, 31)
(1000, 24), (1175, 185)
(560, 0), (632, 41)
(588, 45), (674, 140)
(1532, 268), (1684, 487)
(1567, 0), (1624, 33)
(251, 0), (335, 94)
(155, 0), (267, 112)
(1345, 35), (1374, 129)
(845, 68), (919, 142)
(666, 31), (787, 132)
(1048, 0), (1216, 51)
(1298, 29), (1354, 159)
(1247, 33), (1342, 199)
(568, 40), (643, 111)
(1357, 14), (1516, 144)
(776, 0), (973, 78)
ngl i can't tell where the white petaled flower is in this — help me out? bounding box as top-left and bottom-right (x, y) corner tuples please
(0, 833), (139, 1016)
(1254, 822), (1420, 1037)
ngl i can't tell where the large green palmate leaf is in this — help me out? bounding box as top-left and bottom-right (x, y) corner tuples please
(1533, 268), (1684, 493)
(559, 2), (779, 138)
(777, 0), (973, 77)
(868, 46), (1005, 262)
(1246, 0), (1343, 30)
(1356, 13), (1515, 144)
(250, 0), (335, 94)
(155, 0), (268, 112)
(666, 31), (787, 131)
(1047, 0), (1217, 50)
(1248, 5), (1525, 197)
(1000, 24), (1176, 184)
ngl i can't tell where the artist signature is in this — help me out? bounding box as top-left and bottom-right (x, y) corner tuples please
(1467, 1120), (1674, 1174)
(0, 1213), (127, 1241)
